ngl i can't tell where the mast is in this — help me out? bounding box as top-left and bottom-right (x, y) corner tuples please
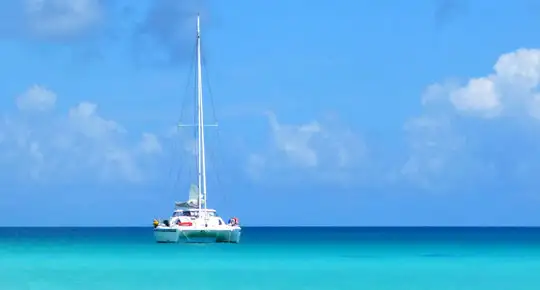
(196, 13), (209, 211)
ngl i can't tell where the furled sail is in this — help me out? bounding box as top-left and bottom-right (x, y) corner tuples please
(175, 184), (204, 208)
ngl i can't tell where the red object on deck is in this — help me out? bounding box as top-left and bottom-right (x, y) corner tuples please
(179, 222), (193, 226)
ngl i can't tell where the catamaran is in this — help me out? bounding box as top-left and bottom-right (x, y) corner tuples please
(152, 14), (241, 243)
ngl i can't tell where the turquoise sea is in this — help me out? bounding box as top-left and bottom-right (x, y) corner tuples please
(0, 227), (539, 290)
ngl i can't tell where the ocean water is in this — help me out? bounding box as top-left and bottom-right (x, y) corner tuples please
(0, 227), (539, 290)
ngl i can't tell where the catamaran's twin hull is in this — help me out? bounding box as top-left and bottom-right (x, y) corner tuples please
(154, 227), (241, 243)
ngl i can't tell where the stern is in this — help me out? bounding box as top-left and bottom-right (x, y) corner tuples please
(154, 227), (180, 243)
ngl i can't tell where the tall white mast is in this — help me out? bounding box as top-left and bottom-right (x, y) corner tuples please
(196, 13), (209, 211)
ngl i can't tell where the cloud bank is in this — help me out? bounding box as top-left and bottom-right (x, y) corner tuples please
(2, 1), (540, 194)
(0, 0), (104, 41)
(0, 0), (209, 65)
(244, 47), (540, 192)
(401, 48), (540, 191)
(246, 111), (369, 185)
(0, 85), (162, 183)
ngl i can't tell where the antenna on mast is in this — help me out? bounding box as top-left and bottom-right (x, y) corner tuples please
(196, 13), (201, 38)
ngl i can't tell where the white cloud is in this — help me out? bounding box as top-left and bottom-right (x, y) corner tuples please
(424, 48), (540, 119)
(16, 85), (57, 112)
(247, 111), (367, 183)
(0, 0), (104, 41)
(449, 77), (501, 117)
(266, 111), (320, 168)
(0, 85), (162, 183)
(403, 48), (540, 187)
(68, 102), (125, 139)
(138, 133), (163, 154)
(400, 116), (465, 188)
(24, 0), (102, 38)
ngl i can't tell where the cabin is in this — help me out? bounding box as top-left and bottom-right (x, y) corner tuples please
(170, 208), (227, 227)
(172, 208), (218, 218)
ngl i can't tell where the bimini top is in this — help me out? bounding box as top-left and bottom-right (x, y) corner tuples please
(174, 200), (199, 209)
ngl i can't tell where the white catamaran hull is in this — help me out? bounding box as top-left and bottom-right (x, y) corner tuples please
(154, 226), (241, 243)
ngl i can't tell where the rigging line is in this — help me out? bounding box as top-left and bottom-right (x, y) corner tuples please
(200, 46), (219, 123)
(192, 37), (199, 191)
(177, 41), (198, 126)
(200, 46), (228, 205)
(172, 142), (184, 200)
(166, 128), (184, 202)
(166, 110), (186, 199)
(168, 41), (198, 199)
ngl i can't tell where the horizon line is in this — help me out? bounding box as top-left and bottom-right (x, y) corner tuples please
(0, 225), (539, 228)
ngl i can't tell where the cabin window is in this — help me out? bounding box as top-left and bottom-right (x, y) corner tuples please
(172, 211), (198, 217)
(174, 211), (218, 217)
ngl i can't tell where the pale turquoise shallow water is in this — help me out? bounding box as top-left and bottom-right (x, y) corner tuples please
(0, 227), (539, 290)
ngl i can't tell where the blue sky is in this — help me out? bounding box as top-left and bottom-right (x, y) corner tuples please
(1, 0), (540, 226)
